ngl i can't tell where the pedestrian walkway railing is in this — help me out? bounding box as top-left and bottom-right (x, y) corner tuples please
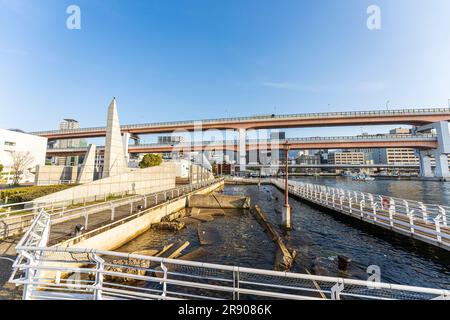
(9, 212), (450, 300)
(271, 179), (450, 250)
(0, 179), (221, 241)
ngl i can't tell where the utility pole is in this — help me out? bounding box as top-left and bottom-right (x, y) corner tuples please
(282, 141), (291, 230)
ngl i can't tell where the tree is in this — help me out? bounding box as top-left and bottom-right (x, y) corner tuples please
(139, 154), (163, 168)
(10, 151), (34, 185)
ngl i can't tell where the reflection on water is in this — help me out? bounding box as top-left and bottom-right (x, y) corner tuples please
(118, 179), (450, 290)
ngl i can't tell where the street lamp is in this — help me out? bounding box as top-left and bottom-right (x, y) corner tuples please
(282, 141), (292, 230)
(386, 100), (390, 110)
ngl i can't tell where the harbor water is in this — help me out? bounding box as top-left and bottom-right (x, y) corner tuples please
(118, 178), (450, 290)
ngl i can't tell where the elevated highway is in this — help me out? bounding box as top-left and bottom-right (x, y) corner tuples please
(33, 108), (450, 140)
(45, 134), (438, 157)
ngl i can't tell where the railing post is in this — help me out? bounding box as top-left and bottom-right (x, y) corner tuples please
(348, 197), (353, 213)
(408, 210), (415, 234)
(110, 203), (115, 221)
(93, 254), (104, 300)
(420, 202), (428, 223)
(438, 206), (447, 227)
(388, 199), (395, 227)
(161, 261), (168, 299)
(233, 267), (240, 300)
(331, 280), (344, 300)
(84, 208), (89, 230)
(435, 216), (442, 243)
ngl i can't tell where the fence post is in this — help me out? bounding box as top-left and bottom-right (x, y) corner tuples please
(331, 281), (344, 300)
(438, 206), (447, 227)
(420, 203), (428, 223)
(110, 203), (115, 221)
(93, 254), (104, 300)
(84, 208), (89, 230)
(233, 267), (240, 300)
(161, 261), (168, 298)
(388, 199), (395, 227)
(435, 216), (442, 243)
(409, 211), (415, 234)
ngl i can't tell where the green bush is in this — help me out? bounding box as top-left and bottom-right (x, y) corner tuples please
(0, 184), (76, 203)
(139, 154), (163, 168)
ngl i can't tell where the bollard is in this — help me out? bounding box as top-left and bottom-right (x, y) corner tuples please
(337, 255), (351, 272)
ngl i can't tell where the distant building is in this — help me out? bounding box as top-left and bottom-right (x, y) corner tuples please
(389, 128), (412, 135)
(372, 148), (418, 165)
(157, 136), (186, 144)
(269, 131), (286, 163)
(328, 151), (365, 165)
(295, 154), (321, 174)
(54, 119), (85, 166)
(0, 129), (48, 183)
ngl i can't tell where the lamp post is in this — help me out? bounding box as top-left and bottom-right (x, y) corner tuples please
(386, 100), (390, 110)
(282, 141), (292, 230)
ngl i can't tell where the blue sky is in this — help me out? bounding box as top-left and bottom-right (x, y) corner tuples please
(1, 0), (450, 140)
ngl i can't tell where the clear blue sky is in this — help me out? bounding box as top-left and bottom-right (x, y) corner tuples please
(1, 0), (450, 139)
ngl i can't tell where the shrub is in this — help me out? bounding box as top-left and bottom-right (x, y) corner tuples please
(0, 184), (76, 203)
(139, 154), (163, 168)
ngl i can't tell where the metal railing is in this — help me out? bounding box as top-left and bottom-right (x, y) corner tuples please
(9, 188), (450, 301)
(271, 179), (450, 250)
(9, 211), (450, 300)
(32, 108), (450, 135)
(0, 179), (221, 241)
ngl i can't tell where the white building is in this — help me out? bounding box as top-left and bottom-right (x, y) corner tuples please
(0, 129), (48, 183)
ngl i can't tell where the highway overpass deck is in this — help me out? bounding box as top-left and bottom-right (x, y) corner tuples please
(32, 108), (450, 139)
(45, 134), (439, 156)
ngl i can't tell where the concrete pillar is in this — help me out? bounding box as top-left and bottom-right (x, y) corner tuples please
(103, 98), (127, 178)
(122, 132), (130, 165)
(77, 144), (96, 184)
(434, 152), (450, 178)
(433, 121), (450, 179)
(419, 152), (433, 178)
(238, 128), (246, 172)
(282, 205), (291, 230)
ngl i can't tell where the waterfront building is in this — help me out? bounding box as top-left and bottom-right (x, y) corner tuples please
(295, 154), (321, 174)
(0, 128), (47, 183)
(328, 151), (365, 165)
